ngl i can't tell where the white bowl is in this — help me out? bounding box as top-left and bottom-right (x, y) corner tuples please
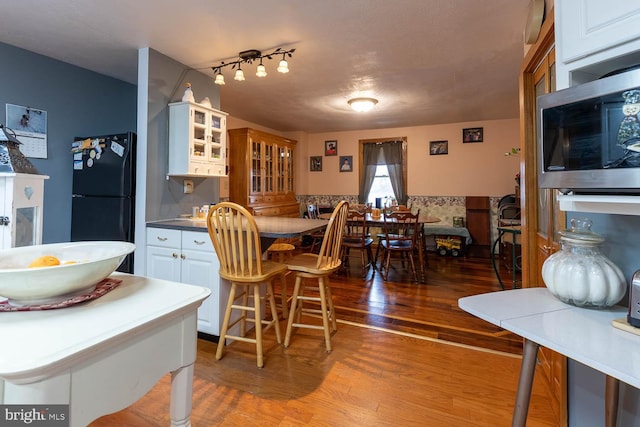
(0, 241), (135, 306)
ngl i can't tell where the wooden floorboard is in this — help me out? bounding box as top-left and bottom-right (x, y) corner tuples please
(91, 254), (558, 426)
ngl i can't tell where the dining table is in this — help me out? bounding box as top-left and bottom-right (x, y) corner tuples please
(0, 272), (210, 427)
(319, 211), (440, 282)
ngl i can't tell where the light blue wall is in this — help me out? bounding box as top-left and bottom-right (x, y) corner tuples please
(0, 42), (136, 244)
(566, 212), (640, 427)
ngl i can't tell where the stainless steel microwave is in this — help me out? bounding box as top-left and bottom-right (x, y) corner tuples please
(537, 68), (640, 194)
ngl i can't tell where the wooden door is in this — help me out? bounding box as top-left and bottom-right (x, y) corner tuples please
(519, 11), (568, 426)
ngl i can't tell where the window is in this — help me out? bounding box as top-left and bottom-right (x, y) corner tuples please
(358, 138), (407, 206)
(366, 165), (394, 205)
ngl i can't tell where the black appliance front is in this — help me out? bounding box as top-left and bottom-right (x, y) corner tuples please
(72, 133), (135, 197)
(71, 195), (134, 273)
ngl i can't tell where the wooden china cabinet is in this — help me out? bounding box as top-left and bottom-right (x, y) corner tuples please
(227, 128), (299, 217)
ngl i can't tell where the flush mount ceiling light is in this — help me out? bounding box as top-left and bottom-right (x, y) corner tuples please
(348, 97), (378, 112)
(211, 47), (295, 85)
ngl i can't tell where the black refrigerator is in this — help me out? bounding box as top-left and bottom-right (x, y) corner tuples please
(71, 132), (136, 273)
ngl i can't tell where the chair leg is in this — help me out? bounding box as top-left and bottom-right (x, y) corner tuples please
(216, 283), (237, 361)
(318, 277), (333, 352)
(266, 281), (282, 344)
(323, 277), (337, 333)
(279, 271), (288, 319)
(253, 285), (264, 368)
(284, 275), (304, 348)
(383, 251), (392, 281)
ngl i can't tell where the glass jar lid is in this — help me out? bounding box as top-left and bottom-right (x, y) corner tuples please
(558, 218), (605, 244)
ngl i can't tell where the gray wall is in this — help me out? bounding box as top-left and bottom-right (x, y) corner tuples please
(144, 48), (221, 222)
(0, 42), (136, 243)
(566, 212), (640, 427)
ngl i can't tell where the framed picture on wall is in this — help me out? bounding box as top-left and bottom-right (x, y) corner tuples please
(339, 155), (353, 172)
(429, 140), (448, 155)
(325, 140), (338, 156)
(310, 156), (322, 171)
(463, 127), (483, 143)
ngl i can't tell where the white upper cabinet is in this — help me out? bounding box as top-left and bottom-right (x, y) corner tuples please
(556, 1), (640, 89)
(167, 101), (228, 177)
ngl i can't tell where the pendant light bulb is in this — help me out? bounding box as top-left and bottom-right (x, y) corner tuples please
(256, 63), (267, 77)
(277, 59), (289, 73)
(214, 72), (225, 85)
(234, 68), (245, 81)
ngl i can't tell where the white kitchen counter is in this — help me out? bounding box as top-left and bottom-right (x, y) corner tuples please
(0, 272), (210, 426)
(459, 288), (631, 427)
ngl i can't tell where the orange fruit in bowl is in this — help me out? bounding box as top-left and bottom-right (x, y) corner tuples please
(28, 255), (61, 268)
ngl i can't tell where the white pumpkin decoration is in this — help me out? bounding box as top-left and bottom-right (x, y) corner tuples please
(541, 218), (626, 308)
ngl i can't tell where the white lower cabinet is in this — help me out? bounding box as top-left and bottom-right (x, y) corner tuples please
(146, 227), (221, 335)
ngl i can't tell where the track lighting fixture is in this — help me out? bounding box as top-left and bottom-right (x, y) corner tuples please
(211, 47), (295, 85)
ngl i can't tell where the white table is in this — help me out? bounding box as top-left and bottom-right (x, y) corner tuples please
(459, 288), (632, 427)
(0, 273), (210, 427)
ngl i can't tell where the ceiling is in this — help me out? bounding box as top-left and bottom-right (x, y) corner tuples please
(0, 0), (534, 133)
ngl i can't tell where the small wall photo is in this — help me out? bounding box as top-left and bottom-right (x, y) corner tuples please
(310, 156), (322, 171)
(429, 140), (448, 155)
(339, 155), (353, 172)
(325, 140), (338, 156)
(463, 127), (483, 143)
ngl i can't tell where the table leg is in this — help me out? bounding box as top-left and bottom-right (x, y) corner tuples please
(510, 236), (518, 289)
(512, 338), (539, 427)
(491, 230), (505, 290)
(170, 364), (194, 427)
(605, 375), (619, 427)
(418, 231), (426, 283)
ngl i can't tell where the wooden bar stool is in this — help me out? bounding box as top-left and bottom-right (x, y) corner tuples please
(267, 242), (295, 318)
(207, 202), (287, 368)
(283, 201), (349, 352)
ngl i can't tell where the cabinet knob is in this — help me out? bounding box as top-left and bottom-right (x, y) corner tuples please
(180, 254), (186, 260)
(172, 252), (178, 258)
(194, 240), (206, 246)
(157, 236), (168, 242)
(0, 216), (9, 226)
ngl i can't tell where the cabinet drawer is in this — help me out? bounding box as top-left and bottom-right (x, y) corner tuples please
(252, 206), (279, 216)
(263, 195), (276, 203)
(249, 196), (263, 204)
(182, 230), (214, 252)
(147, 227), (181, 248)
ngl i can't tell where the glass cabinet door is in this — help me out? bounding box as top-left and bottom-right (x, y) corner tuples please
(191, 109), (207, 160)
(250, 139), (262, 194)
(264, 143), (274, 194)
(286, 146), (294, 194)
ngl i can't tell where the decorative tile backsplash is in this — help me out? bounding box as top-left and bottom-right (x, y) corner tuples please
(298, 194), (512, 246)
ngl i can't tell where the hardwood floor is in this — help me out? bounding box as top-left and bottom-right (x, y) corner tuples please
(92, 253), (558, 426)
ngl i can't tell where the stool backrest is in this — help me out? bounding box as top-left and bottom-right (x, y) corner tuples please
(207, 202), (264, 279)
(315, 201), (349, 270)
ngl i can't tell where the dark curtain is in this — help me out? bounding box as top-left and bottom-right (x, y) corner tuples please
(358, 140), (406, 204)
(358, 143), (380, 203)
(381, 141), (406, 205)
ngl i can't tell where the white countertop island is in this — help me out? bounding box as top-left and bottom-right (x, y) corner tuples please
(0, 273), (210, 426)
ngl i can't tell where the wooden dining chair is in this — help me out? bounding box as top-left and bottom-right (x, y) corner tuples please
(283, 201), (349, 352)
(305, 203), (326, 253)
(341, 207), (374, 278)
(206, 202), (287, 368)
(379, 209), (421, 282)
